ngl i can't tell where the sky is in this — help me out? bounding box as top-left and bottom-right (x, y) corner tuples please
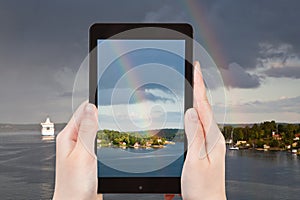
(97, 40), (185, 131)
(0, 0), (299, 124)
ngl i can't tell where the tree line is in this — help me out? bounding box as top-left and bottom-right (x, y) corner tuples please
(222, 121), (300, 149)
(97, 129), (185, 147)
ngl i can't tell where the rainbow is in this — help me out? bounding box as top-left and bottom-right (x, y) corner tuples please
(105, 43), (157, 132)
(178, 2), (229, 123)
(179, 0), (227, 68)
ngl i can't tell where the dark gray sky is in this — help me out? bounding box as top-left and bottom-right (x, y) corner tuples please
(1, 0), (300, 123)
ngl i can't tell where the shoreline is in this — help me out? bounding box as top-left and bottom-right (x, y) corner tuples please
(97, 143), (175, 149)
(228, 146), (300, 154)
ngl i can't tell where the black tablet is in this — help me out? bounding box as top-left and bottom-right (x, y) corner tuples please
(89, 23), (193, 193)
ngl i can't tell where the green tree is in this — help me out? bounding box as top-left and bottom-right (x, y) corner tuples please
(269, 139), (279, 148)
(255, 140), (264, 148)
(129, 135), (137, 146)
(222, 126), (233, 140)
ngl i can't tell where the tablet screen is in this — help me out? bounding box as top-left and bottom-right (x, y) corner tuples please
(97, 39), (186, 177)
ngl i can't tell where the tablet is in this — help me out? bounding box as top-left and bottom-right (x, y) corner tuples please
(89, 23), (193, 193)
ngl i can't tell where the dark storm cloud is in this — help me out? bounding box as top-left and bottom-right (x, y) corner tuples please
(0, 0), (177, 123)
(1, 0), (300, 122)
(142, 0), (300, 88)
(264, 66), (300, 79)
(203, 0), (300, 69)
(257, 43), (300, 79)
(220, 63), (261, 89)
(0, 0), (164, 71)
(144, 4), (186, 22)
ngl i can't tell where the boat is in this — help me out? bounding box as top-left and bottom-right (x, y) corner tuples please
(229, 129), (239, 150)
(291, 149), (297, 154)
(41, 117), (55, 138)
(229, 146), (239, 150)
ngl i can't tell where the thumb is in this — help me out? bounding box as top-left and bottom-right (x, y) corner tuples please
(76, 103), (98, 156)
(184, 108), (205, 154)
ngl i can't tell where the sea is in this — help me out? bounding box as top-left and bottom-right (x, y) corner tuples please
(0, 131), (299, 200)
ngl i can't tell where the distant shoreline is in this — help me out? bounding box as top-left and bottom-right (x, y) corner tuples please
(0, 123), (66, 132)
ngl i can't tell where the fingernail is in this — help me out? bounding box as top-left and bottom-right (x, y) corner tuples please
(188, 108), (199, 122)
(85, 103), (96, 114)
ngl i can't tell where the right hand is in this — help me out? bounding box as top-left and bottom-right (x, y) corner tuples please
(181, 61), (226, 200)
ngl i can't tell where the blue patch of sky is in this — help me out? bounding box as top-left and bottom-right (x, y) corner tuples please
(97, 40), (185, 105)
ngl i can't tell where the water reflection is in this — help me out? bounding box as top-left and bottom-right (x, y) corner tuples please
(0, 131), (55, 199)
(226, 147), (300, 200)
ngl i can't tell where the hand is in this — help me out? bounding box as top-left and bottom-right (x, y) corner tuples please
(181, 61), (226, 200)
(53, 102), (98, 200)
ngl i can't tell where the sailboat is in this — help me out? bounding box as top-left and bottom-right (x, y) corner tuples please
(229, 129), (239, 150)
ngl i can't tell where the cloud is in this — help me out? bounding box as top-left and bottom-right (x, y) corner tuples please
(204, 0), (300, 69)
(99, 87), (178, 106)
(256, 42), (300, 79)
(0, 0), (184, 123)
(220, 63), (261, 89)
(264, 66), (300, 79)
(144, 4), (186, 22)
(130, 88), (176, 104)
(1, 0), (300, 123)
(0, 64), (76, 123)
(229, 96), (300, 114)
(257, 43), (297, 68)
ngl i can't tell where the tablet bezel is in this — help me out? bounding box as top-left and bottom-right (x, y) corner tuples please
(89, 23), (193, 194)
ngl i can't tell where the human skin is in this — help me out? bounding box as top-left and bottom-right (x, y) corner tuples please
(165, 61), (226, 200)
(53, 61), (226, 200)
(180, 61), (226, 200)
(53, 102), (98, 200)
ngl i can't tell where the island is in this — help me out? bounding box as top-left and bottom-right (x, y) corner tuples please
(97, 129), (184, 149)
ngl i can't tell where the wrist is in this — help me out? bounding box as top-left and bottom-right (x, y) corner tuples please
(201, 192), (226, 200)
(53, 193), (97, 200)
(182, 190), (226, 200)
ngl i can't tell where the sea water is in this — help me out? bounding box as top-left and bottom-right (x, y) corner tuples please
(0, 131), (299, 200)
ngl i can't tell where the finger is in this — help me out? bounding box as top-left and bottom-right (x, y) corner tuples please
(193, 61), (207, 103)
(76, 103), (98, 157)
(59, 101), (88, 142)
(56, 101), (88, 157)
(164, 194), (175, 200)
(184, 108), (204, 155)
(193, 61), (223, 158)
(193, 61), (213, 133)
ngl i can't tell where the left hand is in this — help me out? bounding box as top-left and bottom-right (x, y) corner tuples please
(53, 102), (98, 200)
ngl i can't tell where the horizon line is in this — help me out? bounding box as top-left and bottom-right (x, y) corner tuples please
(1, 121), (299, 126)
